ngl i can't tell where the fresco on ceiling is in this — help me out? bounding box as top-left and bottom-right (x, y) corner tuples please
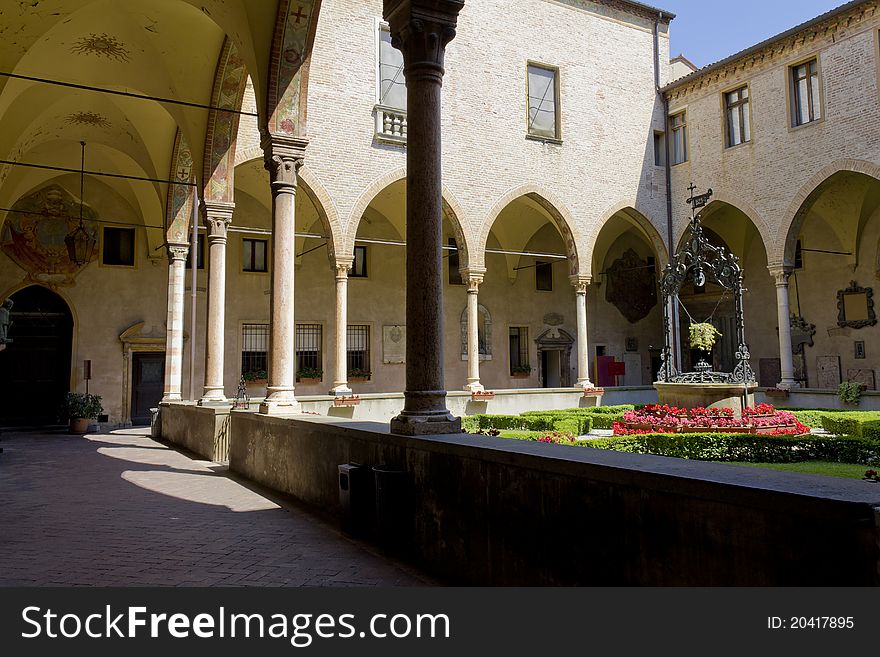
(71, 33), (131, 62)
(65, 112), (110, 128)
(1, 184), (98, 287)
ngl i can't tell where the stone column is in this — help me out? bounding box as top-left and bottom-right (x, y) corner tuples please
(572, 276), (594, 388)
(259, 135), (308, 415)
(386, 0), (463, 435)
(770, 266), (799, 389)
(330, 259), (353, 396)
(463, 271), (485, 392)
(200, 201), (234, 404)
(162, 242), (189, 402)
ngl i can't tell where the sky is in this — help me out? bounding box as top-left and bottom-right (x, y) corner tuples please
(659, 0), (851, 68)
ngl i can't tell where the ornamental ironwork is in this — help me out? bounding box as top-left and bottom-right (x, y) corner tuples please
(658, 184), (756, 385)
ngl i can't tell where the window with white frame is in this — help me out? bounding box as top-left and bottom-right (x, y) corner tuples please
(375, 23), (407, 141)
(791, 59), (821, 126)
(669, 111), (687, 165)
(725, 86), (750, 147)
(527, 63), (560, 140)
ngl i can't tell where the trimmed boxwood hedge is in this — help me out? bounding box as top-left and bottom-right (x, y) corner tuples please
(463, 413), (592, 436)
(581, 433), (880, 464)
(520, 405), (635, 430)
(819, 411), (880, 440)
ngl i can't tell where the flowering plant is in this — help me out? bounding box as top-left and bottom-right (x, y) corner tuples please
(616, 403), (808, 436)
(537, 431), (576, 444)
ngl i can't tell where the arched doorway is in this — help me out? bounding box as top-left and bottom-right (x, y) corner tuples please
(0, 286), (72, 426)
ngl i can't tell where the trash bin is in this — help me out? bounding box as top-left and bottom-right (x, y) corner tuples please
(372, 464), (410, 553)
(338, 463), (371, 536)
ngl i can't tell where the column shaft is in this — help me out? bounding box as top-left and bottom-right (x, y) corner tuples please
(573, 278), (593, 388)
(162, 243), (189, 401)
(464, 274), (484, 392)
(386, 1), (464, 435)
(771, 268), (799, 389)
(201, 203), (234, 404)
(259, 136), (308, 415)
(331, 262), (352, 395)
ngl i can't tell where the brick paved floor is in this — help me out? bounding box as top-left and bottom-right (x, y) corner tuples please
(0, 429), (429, 587)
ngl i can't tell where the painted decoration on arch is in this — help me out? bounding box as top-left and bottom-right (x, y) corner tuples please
(270, 0), (320, 135)
(166, 130), (195, 243)
(1, 184), (98, 286)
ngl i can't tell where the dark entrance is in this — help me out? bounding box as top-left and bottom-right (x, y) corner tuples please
(131, 352), (164, 425)
(0, 286), (73, 426)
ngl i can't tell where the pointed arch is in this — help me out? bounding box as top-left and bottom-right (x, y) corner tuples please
(297, 166), (342, 264)
(478, 183), (581, 277)
(589, 199), (669, 273)
(776, 159), (880, 266)
(343, 166), (472, 270)
(266, 0), (322, 137)
(674, 190), (773, 257)
(203, 38), (249, 204)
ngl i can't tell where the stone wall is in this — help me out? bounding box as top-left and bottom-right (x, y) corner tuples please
(228, 412), (880, 585)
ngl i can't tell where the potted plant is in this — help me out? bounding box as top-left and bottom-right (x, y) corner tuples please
(61, 392), (103, 434)
(297, 366), (323, 384)
(348, 367), (371, 382)
(688, 322), (721, 368)
(511, 364), (532, 378)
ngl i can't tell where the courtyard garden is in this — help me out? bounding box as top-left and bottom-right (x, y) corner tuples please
(463, 404), (880, 481)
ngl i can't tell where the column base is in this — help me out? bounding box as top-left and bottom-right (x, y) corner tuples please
(390, 411), (462, 436)
(259, 388), (300, 415)
(330, 384), (352, 396)
(775, 380), (801, 391)
(576, 379), (596, 390)
(463, 380), (484, 393)
(198, 390), (228, 406)
(161, 393), (182, 403)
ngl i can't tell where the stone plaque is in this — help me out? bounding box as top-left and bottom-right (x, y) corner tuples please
(543, 312), (564, 326)
(758, 358), (781, 388)
(792, 353), (807, 384)
(846, 369), (876, 391)
(383, 325), (406, 364)
(817, 356), (841, 389)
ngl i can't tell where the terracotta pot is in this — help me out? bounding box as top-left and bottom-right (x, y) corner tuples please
(69, 418), (90, 434)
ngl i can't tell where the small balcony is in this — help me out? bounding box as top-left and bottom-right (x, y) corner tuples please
(374, 105), (407, 144)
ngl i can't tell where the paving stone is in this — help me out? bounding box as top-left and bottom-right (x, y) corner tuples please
(0, 429), (428, 587)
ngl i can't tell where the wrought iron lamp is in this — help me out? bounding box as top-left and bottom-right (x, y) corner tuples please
(65, 141), (96, 266)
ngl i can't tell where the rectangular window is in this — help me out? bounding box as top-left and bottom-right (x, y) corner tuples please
(791, 59), (820, 126)
(509, 327), (529, 375)
(794, 239), (804, 270)
(535, 261), (553, 291)
(378, 25), (406, 110)
(448, 238), (463, 285)
(296, 323), (323, 378)
(527, 63), (560, 140)
(242, 238), (268, 272)
(241, 323), (269, 377)
(102, 227), (135, 266)
(653, 131), (666, 166)
(347, 325), (371, 375)
(351, 245), (368, 278)
(669, 111), (687, 164)
(725, 86), (750, 147)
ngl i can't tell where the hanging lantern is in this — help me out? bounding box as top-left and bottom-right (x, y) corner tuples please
(65, 221), (96, 266)
(65, 141), (96, 266)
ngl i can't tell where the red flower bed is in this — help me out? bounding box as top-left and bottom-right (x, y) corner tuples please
(614, 404), (809, 436)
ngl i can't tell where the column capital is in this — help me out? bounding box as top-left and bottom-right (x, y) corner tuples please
(261, 134), (308, 191)
(333, 258), (353, 278)
(768, 266), (793, 286)
(465, 272), (483, 291)
(569, 274), (592, 294)
(203, 201), (234, 240)
(384, 0), (463, 82)
(165, 242), (189, 263)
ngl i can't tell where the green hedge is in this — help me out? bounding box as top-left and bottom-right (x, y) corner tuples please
(775, 408), (858, 429)
(819, 411), (880, 440)
(582, 433), (880, 464)
(520, 405), (634, 430)
(465, 414), (592, 436)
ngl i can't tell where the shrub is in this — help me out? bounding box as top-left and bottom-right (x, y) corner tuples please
(466, 413), (592, 436)
(820, 412), (880, 441)
(61, 392), (103, 419)
(582, 432), (880, 465)
(838, 381), (864, 405)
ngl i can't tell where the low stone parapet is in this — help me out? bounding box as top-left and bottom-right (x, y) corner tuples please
(159, 402), (230, 463)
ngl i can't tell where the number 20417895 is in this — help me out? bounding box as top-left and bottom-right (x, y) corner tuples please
(768, 617), (854, 629)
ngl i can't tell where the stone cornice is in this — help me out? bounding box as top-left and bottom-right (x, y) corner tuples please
(664, 0), (878, 102)
(551, 0), (673, 24)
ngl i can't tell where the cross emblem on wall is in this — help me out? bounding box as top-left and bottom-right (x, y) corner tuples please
(291, 5), (307, 24)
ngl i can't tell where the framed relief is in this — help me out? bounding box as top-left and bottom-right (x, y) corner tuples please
(836, 281), (876, 329)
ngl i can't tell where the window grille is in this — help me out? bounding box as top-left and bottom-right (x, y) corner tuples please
(241, 323), (269, 376)
(347, 325), (371, 373)
(509, 327), (529, 374)
(296, 323), (323, 373)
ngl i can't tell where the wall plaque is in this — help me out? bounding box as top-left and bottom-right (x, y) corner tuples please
(817, 356), (841, 389)
(382, 325), (406, 364)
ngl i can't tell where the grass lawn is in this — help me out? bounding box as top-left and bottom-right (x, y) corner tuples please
(725, 461), (873, 480)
